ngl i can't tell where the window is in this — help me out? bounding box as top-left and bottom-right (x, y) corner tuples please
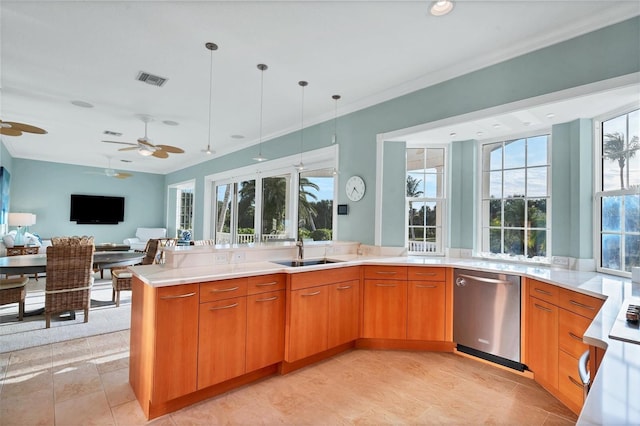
(597, 108), (639, 274)
(179, 189), (194, 232)
(480, 135), (550, 259)
(406, 147), (445, 254)
(298, 168), (335, 241)
(215, 179), (257, 244)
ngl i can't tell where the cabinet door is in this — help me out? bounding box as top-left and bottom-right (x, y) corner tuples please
(246, 290), (285, 372)
(528, 297), (558, 390)
(407, 280), (446, 341)
(362, 280), (407, 339)
(558, 350), (585, 413)
(558, 308), (591, 359)
(287, 286), (329, 362)
(328, 280), (360, 348)
(198, 297), (247, 389)
(154, 284), (199, 402)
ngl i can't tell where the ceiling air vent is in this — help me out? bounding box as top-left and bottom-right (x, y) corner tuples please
(103, 130), (122, 137)
(136, 71), (168, 87)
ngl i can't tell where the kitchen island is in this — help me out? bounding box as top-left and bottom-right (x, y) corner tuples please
(128, 244), (639, 423)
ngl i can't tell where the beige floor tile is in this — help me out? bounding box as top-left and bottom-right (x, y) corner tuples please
(53, 362), (102, 403)
(111, 399), (175, 426)
(100, 367), (136, 407)
(512, 383), (577, 420)
(543, 412), (579, 425)
(55, 389), (114, 426)
(0, 387), (55, 426)
(0, 365), (53, 400)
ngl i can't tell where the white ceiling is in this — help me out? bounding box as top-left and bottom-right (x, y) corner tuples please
(1, 1), (639, 175)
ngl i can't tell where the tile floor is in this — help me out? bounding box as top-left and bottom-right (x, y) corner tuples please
(0, 331), (577, 425)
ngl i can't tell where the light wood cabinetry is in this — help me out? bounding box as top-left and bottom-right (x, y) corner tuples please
(527, 278), (604, 415)
(246, 289), (285, 372)
(362, 265), (450, 343)
(285, 267), (360, 363)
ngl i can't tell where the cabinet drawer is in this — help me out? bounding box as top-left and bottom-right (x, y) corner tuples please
(407, 267), (446, 281)
(200, 278), (248, 303)
(559, 289), (603, 319)
(363, 265), (407, 280)
(558, 350), (585, 411)
(529, 279), (560, 305)
(558, 308), (590, 359)
(247, 274), (285, 295)
(290, 266), (360, 291)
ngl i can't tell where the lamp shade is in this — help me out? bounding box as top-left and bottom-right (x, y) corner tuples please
(8, 212), (35, 226)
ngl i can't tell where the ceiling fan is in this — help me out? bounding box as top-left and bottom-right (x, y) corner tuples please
(88, 157), (133, 179)
(102, 116), (184, 159)
(0, 119), (47, 136)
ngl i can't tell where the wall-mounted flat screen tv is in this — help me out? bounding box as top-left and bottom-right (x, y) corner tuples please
(70, 194), (125, 224)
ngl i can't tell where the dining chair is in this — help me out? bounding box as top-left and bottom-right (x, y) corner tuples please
(45, 244), (94, 328)
(111, 238), (161, 307)
(0, 276), (29, 321)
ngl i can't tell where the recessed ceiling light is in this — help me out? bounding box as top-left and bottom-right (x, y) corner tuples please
(493, 124), (501, 129)
(545, 113), (555, 119)
(449, 132), (457, 137)
(71, 100), (93, 108)
(163, 120), (179, 126)
(430, 0), (454, 16)
(231, 134), (245, 139)
(523, 121), (532, 126)
(476, 131), (484, 137)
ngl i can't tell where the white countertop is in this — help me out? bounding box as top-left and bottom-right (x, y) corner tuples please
(128, 254), (640, 424)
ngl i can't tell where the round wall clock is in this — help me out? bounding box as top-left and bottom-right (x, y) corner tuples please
(345, 175), (366, 202)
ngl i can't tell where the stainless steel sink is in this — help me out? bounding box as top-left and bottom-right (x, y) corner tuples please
(271, 259), (342, 267)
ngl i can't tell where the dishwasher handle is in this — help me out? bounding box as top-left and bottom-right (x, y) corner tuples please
(456, 273), (513, 286)
(578, 349), (590, 400)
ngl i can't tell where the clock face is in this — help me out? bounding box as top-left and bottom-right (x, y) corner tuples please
(345, 176), (365, 202)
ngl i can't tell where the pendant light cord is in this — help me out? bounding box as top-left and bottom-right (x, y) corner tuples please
(207, 47), (213, 152)
(259, 66), (265, 153)
(298, 81), (308, 167)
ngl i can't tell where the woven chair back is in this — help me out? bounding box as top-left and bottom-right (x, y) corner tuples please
(51, 235), (95, 246)
(45, 244), (94, 317)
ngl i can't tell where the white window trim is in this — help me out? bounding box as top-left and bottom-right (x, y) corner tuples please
(167, 179), (196, 237)
(593, 103), (640, 277)
(475, 131), (552, 263)
(203, 145), (339, 241)
(405, 143), (448, 256)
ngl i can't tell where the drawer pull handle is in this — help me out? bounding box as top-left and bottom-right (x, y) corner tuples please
(209, 302), (239, 310)
(569, 300), (595, 310)
(211, 286), (240, 293)
(160, 292), (196, 300)
(376, 271), (397, 275)
(569, 332), (583, 342)
(376, 283), (397, 287)
(255, 281), (278, 287)
(415, 272), (437, 276)
(302, 291), (321, 297)
(416, 285), (437, 288)
(256, 296), (278, 302)
(568, 375), (583, 389)
(534, 288), (552, 296)
(337, 285), (352, 290)
(534, 303), (552, 312)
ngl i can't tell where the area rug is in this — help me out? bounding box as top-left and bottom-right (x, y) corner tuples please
(0, 274), (131, 353)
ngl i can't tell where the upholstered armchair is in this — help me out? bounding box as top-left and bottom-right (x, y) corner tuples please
(45, 238), (95, 328)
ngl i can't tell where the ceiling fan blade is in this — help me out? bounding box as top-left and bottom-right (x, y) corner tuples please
(0, 127), (22, 136)
(102, 140), (137, 146)
(115, 172), (133, 179)
(152, 150), (169, 159)
(5, 121), (47, 134)
(138, 139), (155, 148)
(118, 146), (139, 152)
(156, 144), (184, 154)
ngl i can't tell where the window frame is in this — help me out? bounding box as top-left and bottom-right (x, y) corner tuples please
(594, 104), (640, 277)
(405, 144), (448, 256)
(477, 131), (552, 262)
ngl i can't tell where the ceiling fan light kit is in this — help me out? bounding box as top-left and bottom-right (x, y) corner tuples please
(102, 116), (184, 159)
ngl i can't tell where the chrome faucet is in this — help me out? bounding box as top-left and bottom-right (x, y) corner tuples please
(296, 238), (304, 260)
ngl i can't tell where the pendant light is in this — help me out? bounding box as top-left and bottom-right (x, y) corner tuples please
(202, 42), (218, 155)
(253, 64), (268, 162)
(331, 95), (341, 176)
(294, 80), (308, 171)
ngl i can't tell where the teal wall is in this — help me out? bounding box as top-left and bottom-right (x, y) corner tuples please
(167, 16), (640, 248)
(449, 140), (477, 250)
(381, 141), (407, 246)
(551, 119), (594, 259)
(9, 159), (165, 243)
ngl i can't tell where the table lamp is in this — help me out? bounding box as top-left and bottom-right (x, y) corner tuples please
(8, 212), (36, 246)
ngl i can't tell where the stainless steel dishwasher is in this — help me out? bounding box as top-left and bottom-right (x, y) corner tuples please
(453, 269), (523, 371)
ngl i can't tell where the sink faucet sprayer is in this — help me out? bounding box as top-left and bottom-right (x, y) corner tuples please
(296, 238), (304, 260)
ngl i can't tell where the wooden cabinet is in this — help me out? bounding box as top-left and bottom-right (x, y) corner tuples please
(527, 278), (604, 415)
(285, 267), (360, 363)
(362, 266), (448, 342)
(198, 296), (247, 389)
(328, 280), (360, 348)
(246, 289), (285, 372)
